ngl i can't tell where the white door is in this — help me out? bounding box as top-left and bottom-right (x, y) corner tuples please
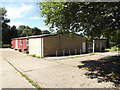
(36, 39), (41, 57)
(15, 40), (18, 49)
(82, 42), (86, 53)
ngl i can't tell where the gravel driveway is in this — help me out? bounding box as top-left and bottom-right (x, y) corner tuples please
(1, 48), (119, 88)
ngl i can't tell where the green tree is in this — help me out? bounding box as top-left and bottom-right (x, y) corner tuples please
(18, 25), (25, 36)
(31, 27), (42, 35)
(18, 25), (30, 36)
(10, 25), (18, 38)
(38, 2), (120, 47)
(0, 8), (11, 44)
(41, 30), (50, 34)
(18, 25), (42, 36)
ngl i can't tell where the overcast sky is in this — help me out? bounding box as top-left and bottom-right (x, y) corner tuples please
(1, 1), (49, 30)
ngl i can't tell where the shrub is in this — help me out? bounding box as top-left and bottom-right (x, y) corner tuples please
(36, 56), (40, 58)
(2, 44), (11, 48)
(30, 54), (40, 58)
(18, 49), (22, 52)
(89, 53), (95, 55)
(105, 46), (120, 52)
(32, 54), (36, 57)
(24, 48), (29, 54)
(23, 51), (29, 54)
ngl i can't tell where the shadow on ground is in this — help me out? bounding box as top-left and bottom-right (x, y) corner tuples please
(77, 54), (120, 87)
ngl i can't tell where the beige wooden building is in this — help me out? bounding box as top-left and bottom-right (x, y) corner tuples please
(29, 34), (86, 57)
(87, 39), (106, 53)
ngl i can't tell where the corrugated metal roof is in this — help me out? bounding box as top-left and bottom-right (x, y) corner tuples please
(12, 36), (29, 39)
(28, 34), (53, 38)
(12, 34), (53, 39)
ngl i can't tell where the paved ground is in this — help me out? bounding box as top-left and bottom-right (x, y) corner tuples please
(0, 49), (34, 89)
(1, 48), (119, 88)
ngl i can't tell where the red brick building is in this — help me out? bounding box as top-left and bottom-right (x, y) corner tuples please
(11, 37), (29, 52)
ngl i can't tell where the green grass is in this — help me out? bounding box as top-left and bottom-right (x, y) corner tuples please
(18, 49), (22, 52)
(44, 53), (96, 61)
(32, 54), (36, 57)
(30, 53), (96, 61)
(23, 51), (29, 54)
(2, 44), (11, 48)
(89, 53), (96, 55)
(105, 46), (120, 52)
(0, 41), (2, 48)
(36, 56), (40, 58)
(29, 54), (41, 58)
(5, 59), (42, 89)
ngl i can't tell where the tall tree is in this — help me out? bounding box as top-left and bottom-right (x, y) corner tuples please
(38, 2), (120, 46)
(0, 8), (11, 44)
(18, 25), (42, 36)
(18, 25), (30, 36)
(10, 25), (18, 38)
(41, 30), (50, 34)
(31, 27), (42, 35)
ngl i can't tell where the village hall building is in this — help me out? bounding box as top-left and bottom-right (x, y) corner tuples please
(11, 33), (106, 57)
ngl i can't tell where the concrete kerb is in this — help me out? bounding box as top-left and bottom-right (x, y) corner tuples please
(43, 53), (97, 61)
(4, 59), (42, 89)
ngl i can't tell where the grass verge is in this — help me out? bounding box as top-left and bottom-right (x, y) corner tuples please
(44, 53), (96, 61)
(29, 54), (40, 58)
(2, 44), (11, 48)
(5, 59), (42, 90)
(105, 46), (120, 52)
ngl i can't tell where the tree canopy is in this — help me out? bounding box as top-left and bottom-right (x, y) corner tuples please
(41, 30), (50, 34)
(1, 7), (50, 45)
(0, 7), (14, 44)
(38, 2), (120, 46)
(18, 25), (42, 37)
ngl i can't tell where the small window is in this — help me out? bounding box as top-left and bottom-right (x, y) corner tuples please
(20, 40), (23, 45)
(26, 39), (29, 46)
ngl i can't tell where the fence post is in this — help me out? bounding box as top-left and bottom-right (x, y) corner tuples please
(117, 45), (119, 54)
(93, 39), (95, 53)
(75, 49), (77, 55)
(63, 50), (65, 56)
(56, 50), (57, 57)
(69, 50), (71, 56)
(80, 49), (81, 54)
